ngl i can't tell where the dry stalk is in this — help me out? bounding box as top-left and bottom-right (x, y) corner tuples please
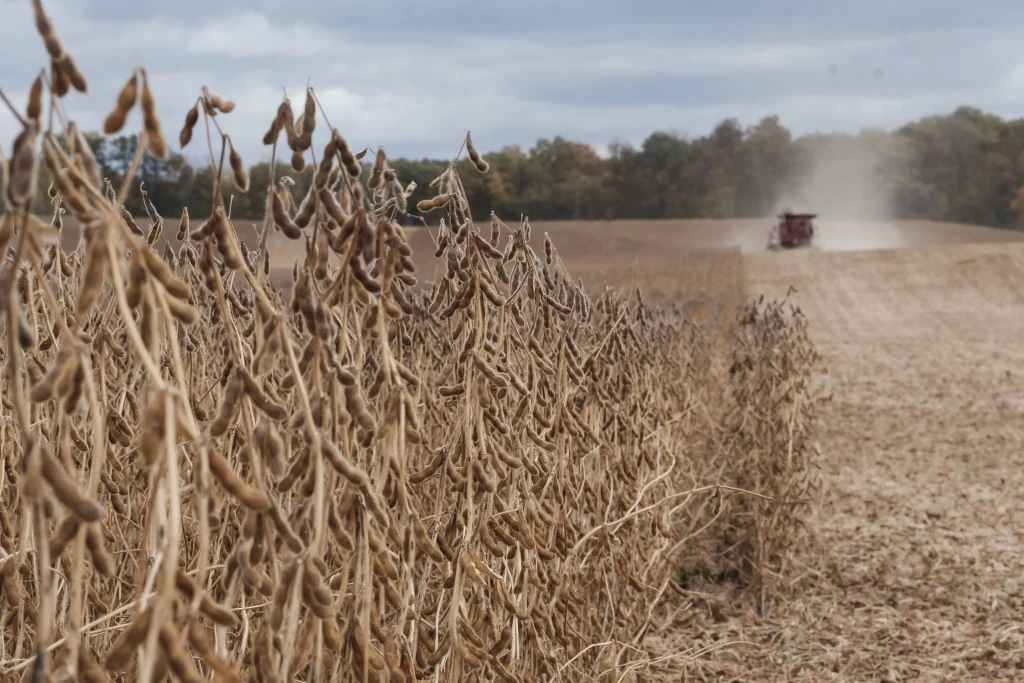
(0, 17), (824, 682)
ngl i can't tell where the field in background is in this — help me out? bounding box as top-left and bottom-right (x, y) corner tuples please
(704, 240), (1024, 680)
(280, 216), (1024, 281)
(684, 231), (1024, 678)
(57, 215), (1024, 296)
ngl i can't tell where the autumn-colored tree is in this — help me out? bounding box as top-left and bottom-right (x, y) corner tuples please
(32, 106), (1024, 231)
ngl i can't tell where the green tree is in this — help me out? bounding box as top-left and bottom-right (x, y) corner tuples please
(735, 116), (792, 217)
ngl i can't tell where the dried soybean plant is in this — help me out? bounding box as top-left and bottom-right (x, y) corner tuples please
(0, 4), (824, 682)
(687, 294), (824, 615)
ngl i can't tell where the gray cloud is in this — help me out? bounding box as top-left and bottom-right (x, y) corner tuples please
(2, 0), (1024, 165)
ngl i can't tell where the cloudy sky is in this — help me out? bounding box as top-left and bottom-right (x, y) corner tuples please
(3, 0), (1024, 165)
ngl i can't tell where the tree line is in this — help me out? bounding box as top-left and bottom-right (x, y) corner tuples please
(26, 106), (1024, 229)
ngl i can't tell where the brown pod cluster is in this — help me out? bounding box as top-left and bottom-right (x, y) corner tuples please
(202, 86), (236, 115)
(39, 442), (102, 522)
(295, 88), (317, 150)
(104, 607), (153, 672)
(209, 207), (245, 270)
(27, 74), (44, 123)
(465, 131), (489, 172)
(50, 56), (70, 96)
(416, 192), (454, 213)
(207, 443), (271, 511)
(180, 101), (200, 147)
(142, 193), (163, 243)
(139, 68), (169, 160)
(333, 130), (363, 178)
(369, 147), (387, 189)
(32, 0), (65, 60)
(116, 206), (143, 239)
(263, 98), (292, 145)
(176, 206), (190, 241)
(228, 137), (249, 192)
(7, 124), (40, 210)
(47, 515), (80, 558)
(270, 189), (303, 239)
(104, 71), (138, 134)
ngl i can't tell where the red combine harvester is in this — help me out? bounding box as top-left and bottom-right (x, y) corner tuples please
(767, 212), (817, 251)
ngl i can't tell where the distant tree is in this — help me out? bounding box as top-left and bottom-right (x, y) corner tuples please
(640, 132), (691, 218)
(735, 116), (793, 217)
(603, 141), (645, 219)
(1010, 184), (1024, 229)
(47, 107), (1024, 230)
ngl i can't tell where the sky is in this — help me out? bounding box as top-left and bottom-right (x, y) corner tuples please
(4, 0), (1024, 165)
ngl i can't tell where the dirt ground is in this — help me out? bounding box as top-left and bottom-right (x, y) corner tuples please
(649, 230), (1024, 680)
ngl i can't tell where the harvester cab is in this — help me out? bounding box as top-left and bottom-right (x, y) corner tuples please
(768, 212), (817, 251)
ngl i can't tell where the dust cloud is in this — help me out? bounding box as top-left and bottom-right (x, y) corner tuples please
(771, 134), (906, 252)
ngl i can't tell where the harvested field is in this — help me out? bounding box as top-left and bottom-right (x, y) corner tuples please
(55, 214), (1021, 294)
(648, 240), (1024, 681)
(453, 217), (1024, 257)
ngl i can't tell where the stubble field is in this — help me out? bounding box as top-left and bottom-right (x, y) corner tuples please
(739, 240), (1024, 680)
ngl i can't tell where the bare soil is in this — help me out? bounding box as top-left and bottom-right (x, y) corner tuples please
(676, 243), (1022, 681)
(651, 232), (1024, 679)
